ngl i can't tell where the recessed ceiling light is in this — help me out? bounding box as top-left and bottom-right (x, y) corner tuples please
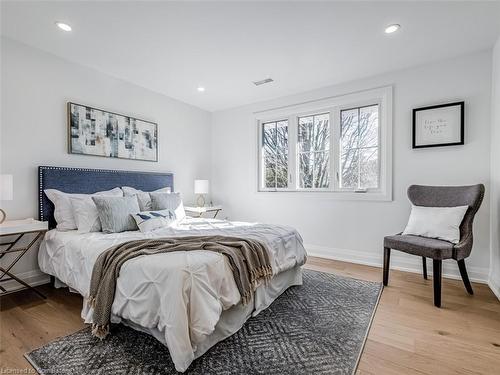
(197, 87), (205, 92)
(55, 22), (72, 32)
(384, 24), (400, 34)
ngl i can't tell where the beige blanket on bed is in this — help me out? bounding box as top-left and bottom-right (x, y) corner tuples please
(88, 235), (272, 339)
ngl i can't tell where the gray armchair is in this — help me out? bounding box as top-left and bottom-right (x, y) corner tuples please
(383, 184), (485, 307)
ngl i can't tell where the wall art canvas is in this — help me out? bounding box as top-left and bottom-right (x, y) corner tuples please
(68, 102), (158, 161)
(412, 101), (464, 148)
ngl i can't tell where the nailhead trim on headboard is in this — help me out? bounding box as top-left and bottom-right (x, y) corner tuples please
(38, 166), (174, 225)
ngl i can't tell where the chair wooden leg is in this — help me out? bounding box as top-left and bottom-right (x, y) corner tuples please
(383, 247), (390, 286)
(457, 259), (474, 295)
(432, 259), (442, 308)
(422, 256), (427, 280)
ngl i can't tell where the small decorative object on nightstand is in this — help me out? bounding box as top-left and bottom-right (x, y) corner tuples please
(194, 179), (209, 207)
(0, 218), (48, 298)
(0, 174), (13, 224)
(184, 205), (222, 219)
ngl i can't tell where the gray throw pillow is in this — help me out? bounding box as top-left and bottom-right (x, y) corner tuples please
(150, 192), (186, 222)
(92, 195), (140, 233)
(122, 186), (171, 211)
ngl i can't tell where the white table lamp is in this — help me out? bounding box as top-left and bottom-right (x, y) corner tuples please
(194, 179), (209, 207)
(0, 174), (13, 224)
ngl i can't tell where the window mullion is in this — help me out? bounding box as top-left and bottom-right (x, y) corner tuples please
(274, 122), (278, 190)
(258, 120), (264, 191)
(357, 107), (361, 190)
(312, 115), (317, 189)
(332, 108), (340, 191)
(312, 151), (316, 189)
(289, 116), (297, 191)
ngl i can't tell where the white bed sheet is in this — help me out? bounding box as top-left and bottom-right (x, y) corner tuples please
(38, 218), (307, 372)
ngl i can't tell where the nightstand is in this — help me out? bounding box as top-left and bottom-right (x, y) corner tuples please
(184, 205), (223, 218)
(0, 219), (48, 298)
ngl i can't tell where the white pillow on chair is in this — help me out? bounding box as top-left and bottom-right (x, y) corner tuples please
(402, 205), (469, 244)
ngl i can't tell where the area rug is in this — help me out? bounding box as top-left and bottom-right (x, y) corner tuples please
(25, 269), (382, 375)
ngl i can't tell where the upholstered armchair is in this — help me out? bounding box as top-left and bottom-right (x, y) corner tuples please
(383, 184), (485, 307)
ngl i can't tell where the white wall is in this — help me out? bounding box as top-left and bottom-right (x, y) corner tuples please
(0, 38), (212, 286)
(1, 37), (496, 292)
(212, 51), (492, 282)
(489, 36), (500, 298)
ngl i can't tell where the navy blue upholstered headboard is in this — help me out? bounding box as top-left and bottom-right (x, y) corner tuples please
(39, 166), (174, 229)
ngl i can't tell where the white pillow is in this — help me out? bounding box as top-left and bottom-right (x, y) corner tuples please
(71, 194), (129, 233)
(131, 209), (177, 233)
(122, 186), (171, 211)
(44, 187), (123, 231)
(402, 205), (469, 244)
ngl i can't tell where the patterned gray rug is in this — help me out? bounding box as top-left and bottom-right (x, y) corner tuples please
(25, 269), (382, 375)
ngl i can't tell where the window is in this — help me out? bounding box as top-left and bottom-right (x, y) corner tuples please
(340, 105), (379, 190)
(257, 86), (392, 200)
(262, 119), (289, 189)
(298, 113), (330, 189)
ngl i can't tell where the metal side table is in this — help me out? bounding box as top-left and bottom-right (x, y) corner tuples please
(0, 219), (48, 298)
(184, 205), (223, 219)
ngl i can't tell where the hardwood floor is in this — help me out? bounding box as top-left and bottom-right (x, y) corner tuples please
(1, 257), (500, 374)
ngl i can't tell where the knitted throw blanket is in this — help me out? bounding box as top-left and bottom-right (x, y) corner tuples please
(88, 235), (273, 339)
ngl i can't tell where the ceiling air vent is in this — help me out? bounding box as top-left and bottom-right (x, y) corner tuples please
(253, 78), (274, 86)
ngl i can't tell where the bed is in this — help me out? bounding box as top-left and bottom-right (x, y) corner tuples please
(37, 166), (307, 372)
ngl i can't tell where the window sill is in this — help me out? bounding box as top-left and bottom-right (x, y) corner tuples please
(256, 189), (392, 201)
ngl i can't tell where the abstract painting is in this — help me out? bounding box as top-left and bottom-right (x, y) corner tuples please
(68, 102), (158, 161)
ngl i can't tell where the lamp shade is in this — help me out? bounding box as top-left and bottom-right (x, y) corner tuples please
(194, 179), (209, 194)
(0, 174), (13, 201)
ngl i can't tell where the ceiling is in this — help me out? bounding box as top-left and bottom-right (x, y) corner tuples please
(2, 1), (500, 112)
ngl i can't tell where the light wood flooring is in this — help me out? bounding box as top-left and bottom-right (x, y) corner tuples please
(1, 257), (499, 374)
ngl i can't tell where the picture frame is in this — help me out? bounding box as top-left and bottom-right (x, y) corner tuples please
(412, 101), (464, 149)
(68, 102), (158, 162)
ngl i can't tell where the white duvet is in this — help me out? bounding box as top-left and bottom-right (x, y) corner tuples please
(38, 218), (307, 372)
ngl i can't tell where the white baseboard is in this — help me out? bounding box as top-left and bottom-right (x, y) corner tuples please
(488, 275), (500, 300)
(1, 269), (50, 293)
(306, 244), (490, 284)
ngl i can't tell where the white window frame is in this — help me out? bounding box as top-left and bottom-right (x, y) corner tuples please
(259, 118), (290, 190)
(256, 86), (392, 201)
